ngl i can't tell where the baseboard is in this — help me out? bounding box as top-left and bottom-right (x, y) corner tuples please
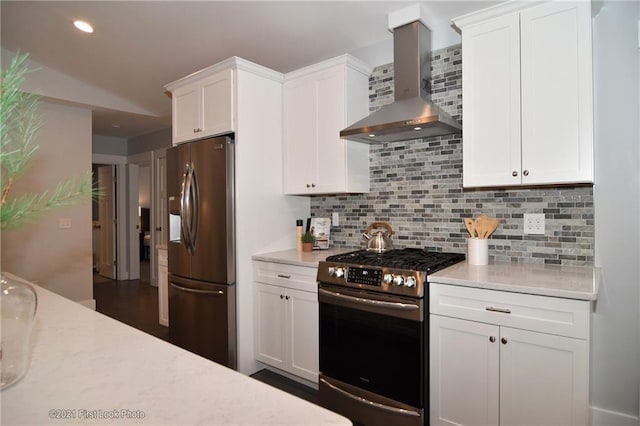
(592, 406), (640, 426)
(78, 299), (96, 310)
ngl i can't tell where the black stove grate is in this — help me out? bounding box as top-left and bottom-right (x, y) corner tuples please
(325, 248), (465, 273)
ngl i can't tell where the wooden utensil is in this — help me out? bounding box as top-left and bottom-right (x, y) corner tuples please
(475, 215), (489, 239)
(464, 218), (476, 238)
(485, 217), (499, 238)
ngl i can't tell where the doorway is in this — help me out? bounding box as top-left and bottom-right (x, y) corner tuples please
(93, 164), (117, 280)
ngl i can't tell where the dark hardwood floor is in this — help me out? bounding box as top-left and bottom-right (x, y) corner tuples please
(93, 260), (319, 405)
(93, 260), (169, 342)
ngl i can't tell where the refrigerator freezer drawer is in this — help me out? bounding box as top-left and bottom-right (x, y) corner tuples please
(168, 274), (237, 369)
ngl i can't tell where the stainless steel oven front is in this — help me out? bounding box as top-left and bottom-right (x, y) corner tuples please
(318, 282), (426, 426)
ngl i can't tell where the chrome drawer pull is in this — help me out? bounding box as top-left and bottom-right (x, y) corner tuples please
(486, 306), (511, 314)
(277, 274), (291, 279)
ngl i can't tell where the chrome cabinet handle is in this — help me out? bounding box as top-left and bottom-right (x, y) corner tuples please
(489, 336), (496, 343)
(501, 337), (508, 345)
(523, 169), (530, 176)
(277, 274), (291, 279)
(512, 171), (518, 177)
(486, 306), (511, 314)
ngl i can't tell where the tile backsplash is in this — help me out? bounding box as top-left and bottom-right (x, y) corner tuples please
(310, 45), (594, 265)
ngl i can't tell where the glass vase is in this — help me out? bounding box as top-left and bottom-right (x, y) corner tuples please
(1, 273), (37, 390)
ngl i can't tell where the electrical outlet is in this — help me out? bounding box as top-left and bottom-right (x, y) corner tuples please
(523, 213), (545, 235)
(332, 212), (339, 227)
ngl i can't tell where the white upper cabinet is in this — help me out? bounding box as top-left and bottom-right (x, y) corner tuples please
(167, 68), (235, 144)
(455, 1), (594, 187)
(283, 55), (371, 195)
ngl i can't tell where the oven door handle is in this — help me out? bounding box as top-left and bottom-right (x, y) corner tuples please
(318, 288), (419, 311)
(320, 377), (420, 418)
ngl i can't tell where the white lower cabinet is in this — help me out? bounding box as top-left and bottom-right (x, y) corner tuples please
(429, 283), (590, 426)
(254, 261), (318, 383)
(157, 247), (168, 327)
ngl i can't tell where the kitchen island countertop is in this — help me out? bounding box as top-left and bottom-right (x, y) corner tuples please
(1, 274), (350, 426)
(430, 261), (600, 300)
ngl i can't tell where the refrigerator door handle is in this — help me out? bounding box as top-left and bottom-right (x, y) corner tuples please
(180, 163), (193, 254)
(190, 163), (200, 253)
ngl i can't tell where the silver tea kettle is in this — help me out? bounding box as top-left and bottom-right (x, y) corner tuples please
(362, 222), (394, 253)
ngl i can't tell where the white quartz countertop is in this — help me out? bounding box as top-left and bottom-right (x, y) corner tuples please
(252, 248), (347, 268)
(1, 274), (350, 426)
(430, 261), (600, 300)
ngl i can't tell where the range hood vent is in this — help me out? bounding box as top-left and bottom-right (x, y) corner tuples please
(340, 20), (462, 144)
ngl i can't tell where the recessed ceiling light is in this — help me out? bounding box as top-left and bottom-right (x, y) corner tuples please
(368, 134), (376, 138)
(413, 127), (422, 131)
(73, 20), (94, 33)
(111, 124), (121, 128)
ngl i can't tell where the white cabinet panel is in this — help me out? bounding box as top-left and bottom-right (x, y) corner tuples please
(456, 1), (594, 187)
(255, 283), (287, 370)
(429, 283), (591, 426)
(520, 1), (594, 184)
(430, 315), (499, 426)
(283, 55), (370, 195)
(253, 261), (319, 383)
(500, 327), (589, 426)
(170, 68), (234, 144)
(462, 13), (521, 187)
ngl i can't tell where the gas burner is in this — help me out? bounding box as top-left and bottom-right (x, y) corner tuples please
(318, 248), (465, 298)
(325, 248), (465, 273)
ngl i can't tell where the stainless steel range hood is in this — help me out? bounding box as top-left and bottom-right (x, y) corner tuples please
(340, 20), (462, 144)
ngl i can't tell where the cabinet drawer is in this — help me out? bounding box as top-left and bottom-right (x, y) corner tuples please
(254, 261), (318, 293)
(430, 283), (589, 339)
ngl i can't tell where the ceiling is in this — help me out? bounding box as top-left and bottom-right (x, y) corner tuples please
(1, 1), (498, 141)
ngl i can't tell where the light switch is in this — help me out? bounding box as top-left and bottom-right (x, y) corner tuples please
(59, 218), (72, 229)
(332, 212), (339, 227)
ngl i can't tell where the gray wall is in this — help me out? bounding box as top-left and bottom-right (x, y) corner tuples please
(592, 0), (640, 421)
(127, 127), (171, 155)
(92, 134), (128, 156)
(311, 45), (594, 266)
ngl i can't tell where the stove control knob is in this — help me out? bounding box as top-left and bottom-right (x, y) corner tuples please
(328, 267), (335, 277)
(334, 267), (345, 278)
(393, 275), (404, 286)
(383, 274), (394, 285)
(404, 276), (416, 288)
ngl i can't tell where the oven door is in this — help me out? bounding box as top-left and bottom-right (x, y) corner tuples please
(318, 283), (426, 424)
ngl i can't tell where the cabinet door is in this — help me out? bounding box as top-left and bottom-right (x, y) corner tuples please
(314, 67), (346, 193)
(283, 76), (316, 194)
(200, 69), (235, 138)
(254, 283), (287, 370)
(520, 2), (593, 185)
(172, 84), (200, 144)
(500, 326), (589, 426)
(287, 288), (319, 383)
(430, 315), (499, 426)
(462, 13), (521, 187)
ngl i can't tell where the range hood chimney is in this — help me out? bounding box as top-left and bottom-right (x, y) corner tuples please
(340, 16), (462, 144)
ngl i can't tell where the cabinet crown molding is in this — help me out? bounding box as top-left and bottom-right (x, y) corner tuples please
(453, 0), (549, 30)
(165, 57), (283, 92)
(284, 54), (372, 81)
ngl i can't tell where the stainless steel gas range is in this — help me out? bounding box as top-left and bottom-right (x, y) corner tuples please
(317, 248), (465, 426)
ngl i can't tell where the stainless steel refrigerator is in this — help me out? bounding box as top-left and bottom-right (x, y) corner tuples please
(167, 135), (236, 369)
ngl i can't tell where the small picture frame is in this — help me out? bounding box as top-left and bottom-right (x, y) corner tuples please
(310, 217), (331, 249)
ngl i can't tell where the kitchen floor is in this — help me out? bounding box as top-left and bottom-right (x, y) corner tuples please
(93, 261), (319, 406)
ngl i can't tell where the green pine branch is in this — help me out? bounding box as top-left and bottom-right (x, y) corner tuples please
(1, 52), (100, 230)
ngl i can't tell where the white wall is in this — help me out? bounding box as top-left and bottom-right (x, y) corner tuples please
(592, 1), (640, 423)
(93, 134), (128, 156)
(1, 102), (93, 304)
